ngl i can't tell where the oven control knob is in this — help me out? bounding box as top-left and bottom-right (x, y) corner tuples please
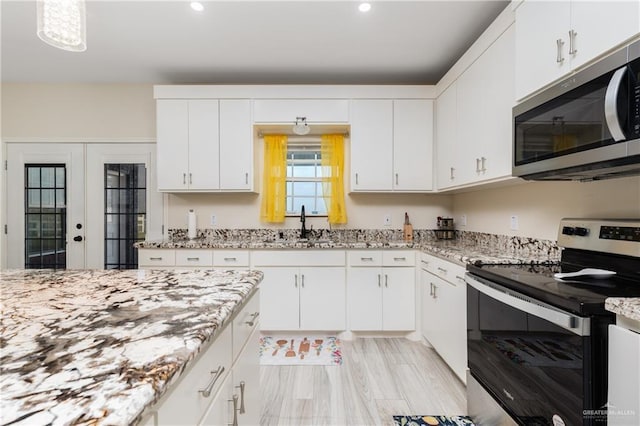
(575, 227), (589, 237)
(562, 226), (576, 235)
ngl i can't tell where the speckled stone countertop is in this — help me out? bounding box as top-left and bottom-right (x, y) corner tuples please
(605, 298), (640, 322)
(0, 268), (263, 426)
(135, 228), (561, 266)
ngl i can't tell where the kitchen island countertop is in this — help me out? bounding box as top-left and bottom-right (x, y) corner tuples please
(0, 268), (262, 425)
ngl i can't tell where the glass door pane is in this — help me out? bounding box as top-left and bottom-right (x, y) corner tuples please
(104, 164), (146, 269)
(24, 164), (67, 269)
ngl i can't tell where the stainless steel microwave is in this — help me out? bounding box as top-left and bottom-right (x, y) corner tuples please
(513, 39), (640, 181)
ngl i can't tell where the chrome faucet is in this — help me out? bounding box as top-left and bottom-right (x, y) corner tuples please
(300, 205), (307, 239)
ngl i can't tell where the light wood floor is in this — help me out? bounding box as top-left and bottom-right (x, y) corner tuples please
(260, 338), (467, 426)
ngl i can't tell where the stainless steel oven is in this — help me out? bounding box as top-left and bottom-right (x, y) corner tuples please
(466, 219), (640, 426)
(513, 40), (640, 181)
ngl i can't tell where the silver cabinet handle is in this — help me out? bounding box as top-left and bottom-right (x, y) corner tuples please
(385, 274), (388, 288)
(187, 257), (200, 261)
(189, 173), (193, 184)
(199, 366), (225, 397)
(605, 66), (628, 141)
(481, 156), (486, 172)
(301, 274), (305, 288)
(421, 260), (429, 267)
(569, 29), (577, 55)
(455, 275), (466, 283)
(556, 38), (565, 63)
(393, 257), (406, 261)
(245, 172), (248, 184)
(149, 257), (163, 261)
(245, 312), (259, 327)
(360, 257), (374, 261)
(295, 275), (298, 288)
(437, 267), (447, 274)
(229, 394), (239, 426)
(429, 282), (434, 296)
(433, 284), (437, 298)
(355, 173), (359, 185)
(378, 274), (381, 287)
(450, 167), (455, 180)
(395, 173), (399, 185)
(235, 381), (246, 414)
(224, 257), (237, 261)
(183, 173), (186, 184)
(476, 158), (481, 173)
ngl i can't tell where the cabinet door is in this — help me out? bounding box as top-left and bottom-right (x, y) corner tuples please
(299, 267), (346, 330)
(188, 100), (220, 190)
(435, 82), (458, 189)
(570, 1), (640, 70)
(393, 99), (434, 191)
(608, 324), (640, 426)
(515, 0), (570, 100)
(350, 99), (393, 191)
(259, 267), (300, 330)
(382, 268), (415, 331)
(219, 100), (253, 191)
(232, 326), (261, 426)
(157, 100), (189, 191)
(347, 267), (383, 331)
(457, 25), (515, 185)
(421, 269), (439, 344)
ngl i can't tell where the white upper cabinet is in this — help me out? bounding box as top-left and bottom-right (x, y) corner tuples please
(351, 99), (433, 192)
(156, 99), (253, 192)
(253, 99), (350, 123)
(515, 0), (640, 100)
(350, 99), (394, 191)
(393, 99), (434, 191)
(435, 82), (458, 189)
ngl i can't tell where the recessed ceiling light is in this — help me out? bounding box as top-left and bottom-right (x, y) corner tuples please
(190, 2), (204, 12)
(358, 2), (371, 13)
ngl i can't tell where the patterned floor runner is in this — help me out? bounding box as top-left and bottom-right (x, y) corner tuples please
(259, 335), (342, 366)
(393, 415), (476, 426)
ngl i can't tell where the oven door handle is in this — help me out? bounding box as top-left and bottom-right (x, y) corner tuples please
(466, 274), (591, 337)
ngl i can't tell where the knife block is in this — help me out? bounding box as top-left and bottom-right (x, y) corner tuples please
(403, 223), (413, 242)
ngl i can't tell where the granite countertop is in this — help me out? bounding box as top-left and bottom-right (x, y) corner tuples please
(605, 298), (640, 322)
(0, 268), (263, 426)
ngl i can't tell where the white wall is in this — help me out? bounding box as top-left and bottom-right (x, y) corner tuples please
(452, 177), (640, 241)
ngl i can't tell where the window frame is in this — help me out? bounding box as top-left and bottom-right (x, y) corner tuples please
(285, 142), (327, 217)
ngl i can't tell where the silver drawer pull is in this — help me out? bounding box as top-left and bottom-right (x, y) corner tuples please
(224, 257), (237, 261)
(236, 381), (246, 414)
(229, 394), (239, 426)
(360, 257), (374, 261)
(149, 257), (163, 261)
(385, 274), (388, 288)
(245, 312), (260, 327)
(199, 366), (225, 397)
(394, 257), (406, 261)
(187, 257), (200, 261)
(455, 275), (466, 282)
(437, 267), (447, 274)
(378, 274), (381, 287)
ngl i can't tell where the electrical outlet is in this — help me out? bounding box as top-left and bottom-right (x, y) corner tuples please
(510, 215), (519, 230)
(460, 214), (467, 226)
(210, 214), (217, 226)
(383, 214), (392, 226)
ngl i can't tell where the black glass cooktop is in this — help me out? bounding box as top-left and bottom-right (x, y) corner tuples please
(467, 262), (640, 316)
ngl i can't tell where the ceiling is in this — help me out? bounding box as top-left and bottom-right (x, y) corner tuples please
(1, 0), (509, 85)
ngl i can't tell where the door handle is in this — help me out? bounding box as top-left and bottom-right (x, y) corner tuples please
(556, 38), (565, 63)
(73, 235), (83, 242)
(235, 381), (246, 414)
(568, 29), (577, 55)
(604, 66), (628, 141)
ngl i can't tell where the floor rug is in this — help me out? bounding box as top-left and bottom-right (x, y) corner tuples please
(259, 336), (342, 365)
(393, 415), (475, 426)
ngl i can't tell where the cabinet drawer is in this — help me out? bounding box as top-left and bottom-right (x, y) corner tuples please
(175, 249), (213, 267)
(232, 290), (260, 360)
(138, 249), (176, 267)
(251, 250), (345, 266)
(253, 99), (349, 123)
(347, 251), (383, 266)
(157, 325), (232, 426)
(382, 251), (415, 267)
(420, 252), (466, 285)
(213, 250), (249, 267)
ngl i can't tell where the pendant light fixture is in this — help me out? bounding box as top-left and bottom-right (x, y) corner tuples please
(292, 117), (311, 135)
(37, 0), (87, 52)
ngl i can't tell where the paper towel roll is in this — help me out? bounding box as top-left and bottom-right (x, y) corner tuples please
(187, 209), (197, 240)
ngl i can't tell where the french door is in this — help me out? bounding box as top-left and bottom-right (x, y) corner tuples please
(5, 143), (162, 269)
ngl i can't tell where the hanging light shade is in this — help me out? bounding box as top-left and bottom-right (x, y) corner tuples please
(292, 117), (311, 135)
(37, 0), (87, 52)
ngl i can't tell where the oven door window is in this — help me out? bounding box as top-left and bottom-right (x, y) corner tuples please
(514, 66), (629, 166)
(467, 286), (587, 425)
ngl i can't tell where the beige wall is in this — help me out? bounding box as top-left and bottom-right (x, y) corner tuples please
(452, 177), (640, 241)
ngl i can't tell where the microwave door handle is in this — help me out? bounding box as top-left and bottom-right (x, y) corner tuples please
(604, 66), (627, 142)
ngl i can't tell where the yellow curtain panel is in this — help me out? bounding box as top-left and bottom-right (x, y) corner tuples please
(321, 134), (348, 224)
(260, 134), (288, 223)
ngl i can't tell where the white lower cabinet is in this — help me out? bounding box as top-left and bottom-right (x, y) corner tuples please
(150, 289), (260, 425)
(347, 251), (416, 331)
(420, 253), (467, 383)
